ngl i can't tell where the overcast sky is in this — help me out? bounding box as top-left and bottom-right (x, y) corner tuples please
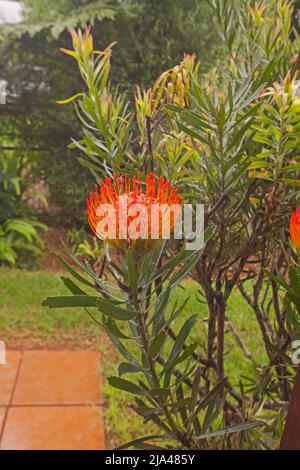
(0, 0), (23, 24)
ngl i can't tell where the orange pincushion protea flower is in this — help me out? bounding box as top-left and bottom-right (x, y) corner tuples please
(86, 173), (183, 253)
(290, 208), (300, 251)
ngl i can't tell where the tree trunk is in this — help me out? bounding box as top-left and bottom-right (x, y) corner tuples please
(280, 365), (300, 450)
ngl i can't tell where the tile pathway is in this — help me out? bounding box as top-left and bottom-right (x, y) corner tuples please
(0, 350), (105, 450)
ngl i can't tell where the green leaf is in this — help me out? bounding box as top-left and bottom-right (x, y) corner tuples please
(116, 434), (169, 450)
(289, 266), (300, 296)
(164, 297), (190, 329)
(281, 178), (300, 187)
(169, 252), (200, 288)
(126, 251), (138, 298)
(196, 378), (227, 411)
(148, 387), (170, 399)
(149, 331), (166, 359)
(55, 253), (95, 290)
(259, 58), (277, 84)
(97, 299), (137, 321)
(103, 317), (131, 339)
(42, 295), (98, 308)
(134, 399), (161, 417)
(164, 342), (198, 371)
(134, 443), (168, 450)
(265, 340), (292, 364)
(5, 219), (36, 242)
(108, 376), (148, 396)
(264, 269), (293, 294)
(77, 157), (103, 174)
(56, 92), (84, 104)
(149, 249), (196, 285)
(188, 366), (202, 421)
(202, 399), (221, 434)
(195, 421), (259, 440)
(107, 332), (140, 366)
(118, 362), (147, 376)
(61, 277), (87, 295)
(176, 384), (188, 424)
(151, 285), (171, 334)
(164, 314), (198, 369)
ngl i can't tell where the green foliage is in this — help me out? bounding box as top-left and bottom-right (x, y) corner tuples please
(266, 261), (300, 340)
(59, 30), (133, 176)
(42, 246), (259, 449)
(0, 219), (45, 265)
(67, 227), (104, 261)
(4, 0), (116, 38)
(165, 1), (299, 417)
(208, 0), (298, 80)
(0, 150), (46, 266)
(251, 75), (300, 186)
(0, 267), (269, 447)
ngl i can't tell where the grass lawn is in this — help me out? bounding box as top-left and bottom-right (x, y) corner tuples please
(0, 266), (268, 448)
(0, 267), (101, 349)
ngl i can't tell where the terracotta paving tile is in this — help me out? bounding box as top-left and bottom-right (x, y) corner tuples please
(0, 408), (6, 436)
(13, 351), (102, 405)
(1, 406), (105, 450)
(0, 351), (22, 406)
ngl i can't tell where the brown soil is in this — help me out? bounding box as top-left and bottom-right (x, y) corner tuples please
(3, 330), (101, 352)
(40, 227), (68, 271)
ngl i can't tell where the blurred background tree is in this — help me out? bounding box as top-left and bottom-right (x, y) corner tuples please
(0, 0), (222, 230)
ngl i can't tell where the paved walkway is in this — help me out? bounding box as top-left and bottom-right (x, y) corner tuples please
(0, 350), (105, 450)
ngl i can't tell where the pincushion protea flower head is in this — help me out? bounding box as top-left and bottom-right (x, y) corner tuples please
(290, 208), (300, 252)
(86, 173), (183, 254)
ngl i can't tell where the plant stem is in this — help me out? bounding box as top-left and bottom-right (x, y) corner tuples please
(146, 116), (154, 172)
(133, 296), (194, 449)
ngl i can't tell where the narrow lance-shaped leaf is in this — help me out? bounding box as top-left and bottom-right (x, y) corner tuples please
(60, 276), (87, 295)
(55, 252), (96, 290)
(163, 342), (198, 372)
(194, 421), (259, 441)
(118, 363), (148, 376)
(126, 251), (138, 299)
(56, 92), (84, 104)
(164, 314), (198, 370)
(103, 317), (131, 339)
(42, 295), (98, 308)
(116, 434), (170, 451)
(108, 376), (148, 396)
(97, 299), (137, 321)
(149, 331), (166, 359)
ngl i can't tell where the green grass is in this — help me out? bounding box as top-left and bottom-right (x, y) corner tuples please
(0, 267), (268, 448)
(0, 267), (100, 345)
